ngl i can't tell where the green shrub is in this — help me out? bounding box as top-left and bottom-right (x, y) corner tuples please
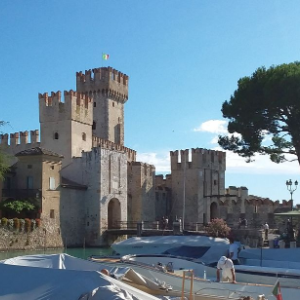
(1, 217), (7, 226)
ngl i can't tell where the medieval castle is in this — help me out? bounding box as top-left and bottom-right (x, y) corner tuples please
(0, 67), (292, 246)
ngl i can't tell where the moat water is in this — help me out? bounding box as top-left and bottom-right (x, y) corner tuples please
(0, 247), (113, 260)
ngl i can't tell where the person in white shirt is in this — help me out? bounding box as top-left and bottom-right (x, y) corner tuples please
(263, 222), (269, 240)
(216, 256), (236, 283)
(229, 238), (239, 264)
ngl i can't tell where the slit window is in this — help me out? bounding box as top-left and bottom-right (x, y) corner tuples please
(49, 177), (56, 190)
(54, 132), (59, 139)
(26, 176), (33, 189)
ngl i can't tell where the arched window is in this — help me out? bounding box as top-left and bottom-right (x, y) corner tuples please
(54, 132), (59, 140)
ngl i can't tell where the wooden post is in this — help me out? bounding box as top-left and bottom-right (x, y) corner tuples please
(181, 271), (186, 300)
(189, 270), (194, 300)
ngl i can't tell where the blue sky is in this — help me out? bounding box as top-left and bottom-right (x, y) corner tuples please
(1, 0), (300, 203)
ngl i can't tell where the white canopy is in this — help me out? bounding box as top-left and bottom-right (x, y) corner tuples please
(0, 254), (161, 300)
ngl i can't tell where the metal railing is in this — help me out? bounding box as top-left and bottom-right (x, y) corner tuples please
(2, 189), (41, 199)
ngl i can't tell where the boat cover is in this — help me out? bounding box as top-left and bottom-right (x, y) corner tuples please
(0, 254), (161, 300)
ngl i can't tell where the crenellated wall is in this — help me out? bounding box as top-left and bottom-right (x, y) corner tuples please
(76, 67), (128, 102)
(0, 130), (40, 156)
(169, 148), (226, 224)
(92, 136), (136, 162)
(39, 90), (93, 125)
(39, 90), (93, 166)
(170, 148), (226, 171)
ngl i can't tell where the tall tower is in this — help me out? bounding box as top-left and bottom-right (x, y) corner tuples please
(170, 148), (226, 223)
(76, 67), (129, 145)
(39, 91), (93, 166)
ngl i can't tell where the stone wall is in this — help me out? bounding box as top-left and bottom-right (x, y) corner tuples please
(0, 221), (63, 251)
(128, 162), (155, 222)
(60, 188), (86, 247)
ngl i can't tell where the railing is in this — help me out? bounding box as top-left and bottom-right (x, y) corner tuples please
(2, 189), (41, 199)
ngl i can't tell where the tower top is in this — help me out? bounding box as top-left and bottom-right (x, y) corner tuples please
(76, 67), (128, 102)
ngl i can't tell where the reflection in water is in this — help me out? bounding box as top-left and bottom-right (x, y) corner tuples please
(0, 247), (112, 260)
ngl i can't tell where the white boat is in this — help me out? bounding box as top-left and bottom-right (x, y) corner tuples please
(0, 254), (161, 300)
(89, 254), (300, 299)
(111, 235), (230, 263)
(113, 253), (300, 289)
(1, 253), (287, 300)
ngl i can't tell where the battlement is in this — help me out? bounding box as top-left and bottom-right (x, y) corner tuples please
(76, 67), (128, 103)
(0, 130), (40, 147)
(128, 161), (156, 177)
(39, 90), (93, 125)
(155, 174), (171, 188)
(0, 130), (40, 155)
(92, 136), (136, 162)
(170, 148), (226, 170)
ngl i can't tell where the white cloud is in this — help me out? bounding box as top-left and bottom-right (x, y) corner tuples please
(193, 120), (228, 134)
(137, 151), (170, 173)
(194, 119), (241, 144)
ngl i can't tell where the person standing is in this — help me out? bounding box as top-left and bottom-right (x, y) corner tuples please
(229, 238), (240, 265)
(216, 256), (236, 283)
(264, 222), (269, 240)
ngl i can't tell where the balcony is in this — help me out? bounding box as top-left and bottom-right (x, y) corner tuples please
(1, 189), (41, 200)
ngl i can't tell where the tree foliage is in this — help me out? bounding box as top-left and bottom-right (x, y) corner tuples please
(218, 62), (300, 165)
(0, 198), (39, 214)
(205, 218), (231, 237)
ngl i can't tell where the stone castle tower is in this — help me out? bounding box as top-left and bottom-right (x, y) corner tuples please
(39, 91), (93, 167)
(76, 67), (128, 145)
(170, 148), (226, 224)
(0, 66), (155, 246)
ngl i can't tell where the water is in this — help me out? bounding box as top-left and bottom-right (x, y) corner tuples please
(0, 247), (113, 260)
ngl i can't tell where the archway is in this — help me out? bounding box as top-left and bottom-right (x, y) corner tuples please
(108, 198), (121, 229)
(210, 202), (218, 221)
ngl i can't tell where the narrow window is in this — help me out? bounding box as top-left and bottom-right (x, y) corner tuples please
(214, 180), (217, 186)
(49, 177), (56, 190)
(4, 177), (11, 190)
(82, 132), (86, 141)
(254, 205), (258, 213)
(112, 102), (115, 107)
(26, 176), (33, 189)
(54, 132), (59, 140)
(50, 209), (55, 219)
(92, 121), (96, 130)
(94, 102), (96, 107)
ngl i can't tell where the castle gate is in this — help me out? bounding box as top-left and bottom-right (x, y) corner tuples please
(210, 202), (218, 221)
(108, 198), (121, 229)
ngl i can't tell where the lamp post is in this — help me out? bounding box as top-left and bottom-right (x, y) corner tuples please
(286, 179), (298, 211)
